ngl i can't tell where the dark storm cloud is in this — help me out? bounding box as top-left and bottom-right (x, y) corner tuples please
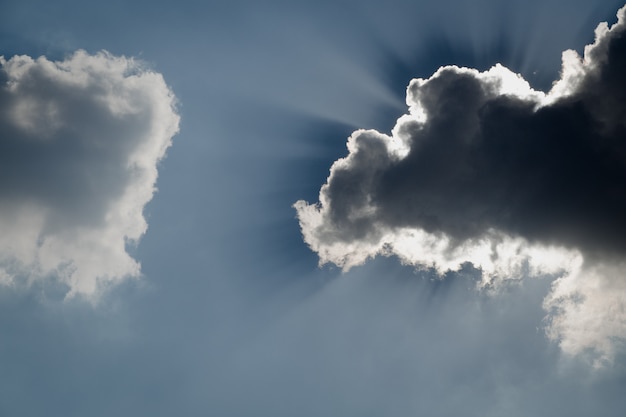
(295, 5), (626, 362)
(0, 51), (179, 296)
(303, 12), (626, 257)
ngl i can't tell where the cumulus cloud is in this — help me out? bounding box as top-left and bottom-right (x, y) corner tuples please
(0, 50), (179, 297)
(295, 5), (626, 363)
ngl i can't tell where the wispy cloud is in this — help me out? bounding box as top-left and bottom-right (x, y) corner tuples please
(0, 50), (179, 297)
(295, 5), (626, 364)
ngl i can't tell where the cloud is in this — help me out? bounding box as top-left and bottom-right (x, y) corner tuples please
(295, 5), (626, 363)
(0, 50), (179, 297)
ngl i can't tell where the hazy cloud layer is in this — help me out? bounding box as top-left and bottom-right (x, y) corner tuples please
(296, 5), (626, 363)
(0, 50), (179, 297)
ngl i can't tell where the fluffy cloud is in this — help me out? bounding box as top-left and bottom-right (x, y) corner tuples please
(0, 50), (179, 297)
(295, 5), (626, 363)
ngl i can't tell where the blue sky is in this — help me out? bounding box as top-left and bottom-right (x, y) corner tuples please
(1, 0), (626, 415)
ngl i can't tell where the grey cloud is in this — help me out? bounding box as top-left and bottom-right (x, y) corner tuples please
(295, 5), (626, 361)
(0, 50), (179, 296)
(312, 23), (626, 256)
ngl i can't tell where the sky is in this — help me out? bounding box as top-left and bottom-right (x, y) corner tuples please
(0, 0), (625, 416)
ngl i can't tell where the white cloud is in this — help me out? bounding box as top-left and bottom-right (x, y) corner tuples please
(0, 50), (179, 297)
(295, 5), (626, 362)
